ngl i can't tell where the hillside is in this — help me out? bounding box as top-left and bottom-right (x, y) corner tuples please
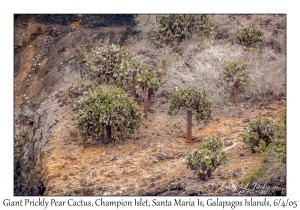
(14, 14), (286, 196)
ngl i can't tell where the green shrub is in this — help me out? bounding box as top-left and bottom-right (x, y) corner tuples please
(14, 130), (30, 163)
(195, 39), (215, 50)
(277, 107), (286, 139)
(239, 110), (286, 192)
(239, 139), (286, 190)
(151, 14), (211, 46)
(238, 166), (263, 186)
(279, 106), (286, 125)
(233, 24), (264, 46)
(242, 116), (277, 153)
(76, 86), (142, 143)
(168, 86), (212, 122)
(268, 140), (286, 158)
(186, 136), (228, 181)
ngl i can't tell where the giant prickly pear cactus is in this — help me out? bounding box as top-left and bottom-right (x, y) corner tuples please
(242, 116), (277, 153)
(186, 136), (228, 181)
(168, 86), (212, 142)
(151, 14), (211, 46)
(76, 85), (142, 143)
(222, 59), (248, 106)
(83, 44), (138, 99)
(136, 63), (160, 118)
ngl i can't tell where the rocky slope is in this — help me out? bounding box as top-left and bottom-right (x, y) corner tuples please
(14, 14), (286, 196)
(14, 14), (136, 195)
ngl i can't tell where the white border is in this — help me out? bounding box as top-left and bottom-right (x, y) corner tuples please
(1, 1), (299, 209)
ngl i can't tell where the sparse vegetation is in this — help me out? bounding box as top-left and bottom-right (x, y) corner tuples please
(233, 24), (264, 46)
(14, 130), (30, 164)
(186, 136), (228, 181)
(76, 86), (142, 143)
(168, 86), (212, 142)
(222, 59), (248, 106)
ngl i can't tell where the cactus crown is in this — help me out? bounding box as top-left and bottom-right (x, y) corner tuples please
(151, 14), (211, 46)
(233, 23), (264, 46)
(222, 59), (248, 87)
(242, 116), (277, 152)
(76, 85), (142, 142)
(186, 136), (228, 180)
(83, 44), (138, 93)
(136, 63), (160, 95)
(168, 86), (212, 123)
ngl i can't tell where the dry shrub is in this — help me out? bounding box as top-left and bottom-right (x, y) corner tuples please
(126, 35), (173, 73)
(243, 48), (286, 103)
(163, 41), (285, 107)
(164, 42), (244, 106)
(134, 15), (160, 38)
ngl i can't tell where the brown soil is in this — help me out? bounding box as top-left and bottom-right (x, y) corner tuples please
(40, 93), (284, 195)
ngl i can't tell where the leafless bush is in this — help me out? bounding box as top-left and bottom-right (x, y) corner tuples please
(243, 48), (286, 102)
(162, 41), (285, 107)
(126, 35), (173, 72)
(163, 42), (244, 107)
(134, 15), (160, 38)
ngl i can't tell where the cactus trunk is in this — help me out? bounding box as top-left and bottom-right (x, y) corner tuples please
(233, 85), (238, 106)
(187, 109), (192, 143)
(147, 94), (152, 111)
(132, 72), (137, 104)
(103, 125), (112, 144)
